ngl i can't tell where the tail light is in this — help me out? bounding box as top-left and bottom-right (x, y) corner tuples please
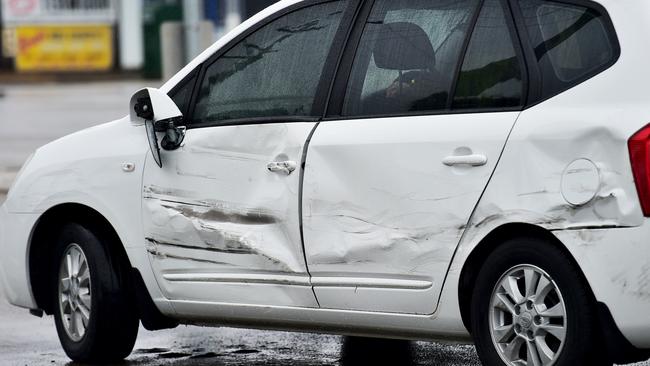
(629, 124), (650, 216)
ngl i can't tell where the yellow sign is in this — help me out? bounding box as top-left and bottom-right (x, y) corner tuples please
(15, 24), (113, 72)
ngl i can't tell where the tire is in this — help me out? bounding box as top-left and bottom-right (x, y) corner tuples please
(470, 237), (611, 366)
(52, 223), (139, 363)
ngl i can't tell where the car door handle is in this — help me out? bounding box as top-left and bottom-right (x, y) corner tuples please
(267, 161), (298, 175)
(442, 154), (488, 167)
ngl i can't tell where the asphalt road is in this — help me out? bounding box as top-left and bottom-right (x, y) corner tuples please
(0, 81), (151, 171)
(0, 82), (649, 366)
(0, 284), (483, 366)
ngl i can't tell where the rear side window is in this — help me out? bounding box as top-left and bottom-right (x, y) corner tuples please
(192, 1), (346, 125)
(518, 0), (618, 99)
(453, 0), (524, 109)
(342, 0), (480, 117)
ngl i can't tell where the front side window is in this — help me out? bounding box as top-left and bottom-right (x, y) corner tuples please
(518, 0), (617, 99)
(342, 0), (480, 117)
(169, 74), (197, 116)
(192, 1), (346, 125)
(453, 0), (524, 109)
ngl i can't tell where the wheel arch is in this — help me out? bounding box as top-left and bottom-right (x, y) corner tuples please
(28, 202), (178, 330)
(28, 203), (132, 315)
(457, 222), (584, 332)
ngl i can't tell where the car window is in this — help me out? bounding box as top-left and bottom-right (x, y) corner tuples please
(453, 0), (524, 109)
(169, 74), (197, 116)
(192, 1), (346, 125)
(518, 0), (616, 100)
(342, 0), (480, 117)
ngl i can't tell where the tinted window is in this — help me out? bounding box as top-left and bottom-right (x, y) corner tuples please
(343, 0), (479, 117)
(453, 0), (523, 109)
(518, 0), (616, 99)
(192, 1), (346, 124)
(169, 74), (197, 115)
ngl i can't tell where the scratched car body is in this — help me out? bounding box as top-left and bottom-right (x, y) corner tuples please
(2, 0), (650, 365)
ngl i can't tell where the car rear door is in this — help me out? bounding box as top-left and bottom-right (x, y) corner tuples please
(302, 0), (528, 314)
(141, 0), (356, 308)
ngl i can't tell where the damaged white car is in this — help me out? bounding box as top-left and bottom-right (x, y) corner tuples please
(2, 0), (650, 365)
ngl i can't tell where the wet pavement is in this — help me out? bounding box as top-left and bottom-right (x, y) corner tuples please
(0, 285), (484, 366)
(1, 82), (650, 366)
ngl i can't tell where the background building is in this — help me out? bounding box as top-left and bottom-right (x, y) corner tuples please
(0, 0), (278, 78)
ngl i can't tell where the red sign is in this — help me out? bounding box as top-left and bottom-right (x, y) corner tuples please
(7, 0), (37, 16)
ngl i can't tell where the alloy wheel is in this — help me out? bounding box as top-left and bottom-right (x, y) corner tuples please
(58, 243), (92, 342)
(489, 265), (567, 366)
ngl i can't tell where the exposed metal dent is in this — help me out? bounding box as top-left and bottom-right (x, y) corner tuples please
(143, 184), (300, 273)
(161, 202), (278, 226)
(147, 237), (252, 255)
(146, 240), (231, 266)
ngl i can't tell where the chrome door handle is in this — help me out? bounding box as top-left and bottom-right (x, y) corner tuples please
(442, 154), (488, 167)
(267, 161), (298, 175)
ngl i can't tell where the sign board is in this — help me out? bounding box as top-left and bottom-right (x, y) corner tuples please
(1, 0), (116, 24)
(15, 24), (113, 71)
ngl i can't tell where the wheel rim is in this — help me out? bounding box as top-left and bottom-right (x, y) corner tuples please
(489, 265), (567, 366)
(58, 243), (92, 342)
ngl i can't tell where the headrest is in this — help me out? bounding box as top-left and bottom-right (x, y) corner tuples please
(373, 22), (436, 71)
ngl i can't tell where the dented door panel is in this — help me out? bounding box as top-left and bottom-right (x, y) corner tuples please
(303, 113), (519, 314)
(142, 123), (319, 307)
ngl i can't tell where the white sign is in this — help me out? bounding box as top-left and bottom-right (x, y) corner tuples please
(1, 0), (116, 24)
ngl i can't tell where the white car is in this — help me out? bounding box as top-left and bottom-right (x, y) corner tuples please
(2, 0), (649, 365)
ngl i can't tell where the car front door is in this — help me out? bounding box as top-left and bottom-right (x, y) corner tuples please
(302, 0), (528, 314)
(141, 0), (352, 308)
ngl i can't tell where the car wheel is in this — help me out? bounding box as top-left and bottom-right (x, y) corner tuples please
(52, 223), (139, 363)
(470, 237), (611, 366)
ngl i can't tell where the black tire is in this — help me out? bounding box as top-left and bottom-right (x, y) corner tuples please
(470, 237), (610, 366)
(52, 223), (139, 363)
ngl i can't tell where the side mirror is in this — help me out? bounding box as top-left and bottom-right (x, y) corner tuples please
(130, 88), (186, 168)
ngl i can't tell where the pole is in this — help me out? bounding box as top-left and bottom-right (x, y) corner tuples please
(183, 0), (205, 64)
(224, 0), (242, 32)
(118, 0), (144, 70)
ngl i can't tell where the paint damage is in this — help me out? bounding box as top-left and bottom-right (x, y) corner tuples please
(463, 126), (643, 239)
(140, 123), (319, 306)
(300, 112), (521, 314)
(143, 185), (298, 273)
(305, 199), (465, 270)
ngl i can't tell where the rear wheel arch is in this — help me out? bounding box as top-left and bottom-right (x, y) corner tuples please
(457, 223), (589, 332)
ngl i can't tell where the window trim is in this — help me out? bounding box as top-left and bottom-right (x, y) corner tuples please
(509, 0), (621, 109)
(184, 0), (362, 130)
